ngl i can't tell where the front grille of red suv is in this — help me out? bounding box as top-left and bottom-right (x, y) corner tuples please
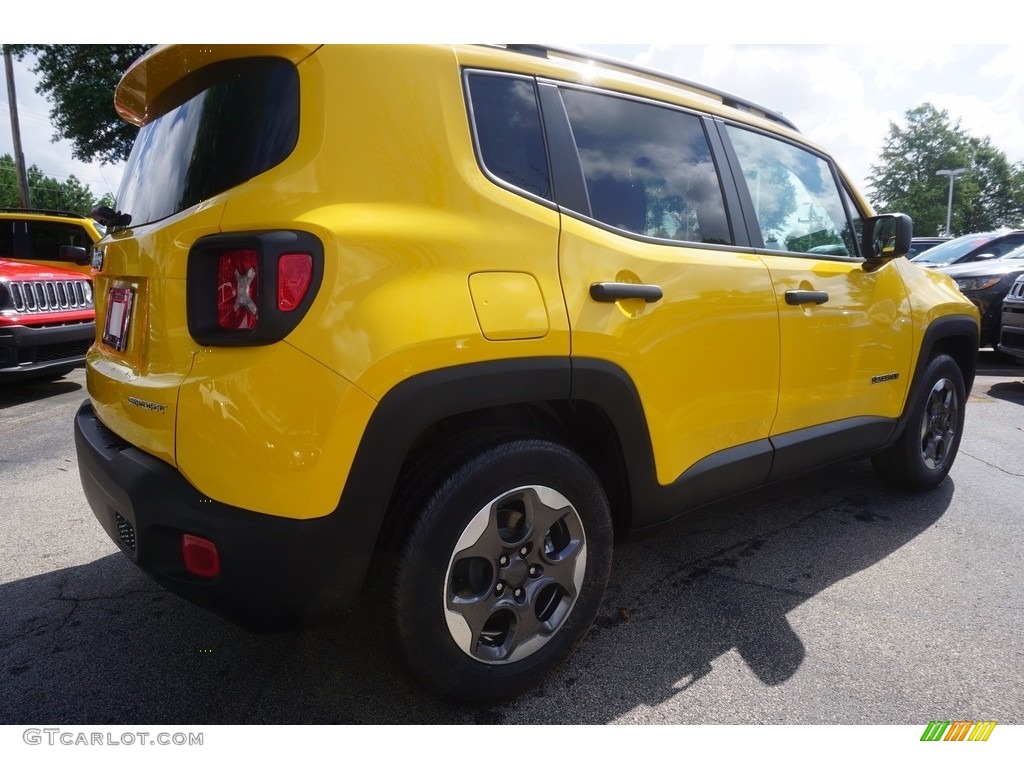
(6, 279), (93, 314)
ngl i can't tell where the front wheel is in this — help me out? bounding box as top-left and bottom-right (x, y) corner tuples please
(389, 439), (613, 704)
(872, 354), (966, 490)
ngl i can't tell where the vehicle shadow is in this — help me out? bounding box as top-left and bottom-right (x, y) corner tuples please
(0, 460), (950, 724)
(984, 380), (1024, 405)
(0, 373), (84, 410)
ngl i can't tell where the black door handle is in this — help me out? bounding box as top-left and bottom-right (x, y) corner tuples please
(785, 290), (829, 306)
(590, 282), (663, 303)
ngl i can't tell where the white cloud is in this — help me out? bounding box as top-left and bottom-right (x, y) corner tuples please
(4, 42), (1024, 215)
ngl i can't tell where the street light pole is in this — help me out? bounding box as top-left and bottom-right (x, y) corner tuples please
(936, 168), (968, 236)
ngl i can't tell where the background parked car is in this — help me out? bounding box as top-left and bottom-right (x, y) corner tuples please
(909, 230), (1024, 267)
(0, 258), (95, 382)
(935, 244), (1024, 348)
(0, 208), (102, 276)
(997, 273), (1024, 363)
(906, 235), (950, 258)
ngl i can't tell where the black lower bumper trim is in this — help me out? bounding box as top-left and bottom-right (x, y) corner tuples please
(74, 400), (370, 629)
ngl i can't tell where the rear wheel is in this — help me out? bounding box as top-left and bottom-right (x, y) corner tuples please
(872, 354), (966, 490)
(388, 438), (612, 703)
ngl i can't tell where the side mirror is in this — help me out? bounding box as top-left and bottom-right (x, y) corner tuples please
(862, 213), (912, 261)
(59, 245), (91, 266)
(973, 252), (998, 261)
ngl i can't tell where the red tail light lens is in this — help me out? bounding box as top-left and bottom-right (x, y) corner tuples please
(277, 253), (313, 312)
(217, 249), (260, 329)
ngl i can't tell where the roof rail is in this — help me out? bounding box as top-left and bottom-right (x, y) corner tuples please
(498, 44), (800, 133)
(0, 207), (90, 219)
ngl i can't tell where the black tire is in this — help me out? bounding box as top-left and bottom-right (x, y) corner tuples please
(388, 438), (613, 704)
(872, 354), (966, 491)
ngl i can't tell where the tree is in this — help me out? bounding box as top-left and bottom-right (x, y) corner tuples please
(1, 153), (100, 214)
(958, 136), (1024, 233)
(867, 103), (1024, 236)
(8, 44), (152, 165)
(866, 104), (970, 236)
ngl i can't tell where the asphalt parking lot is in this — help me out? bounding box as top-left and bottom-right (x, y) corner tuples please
(1, 355), (1021, 726)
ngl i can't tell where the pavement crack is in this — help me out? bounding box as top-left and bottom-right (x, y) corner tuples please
(963, 451), (1024, 477)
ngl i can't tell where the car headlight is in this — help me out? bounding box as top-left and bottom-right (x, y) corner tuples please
(955, 276), (1000, 292)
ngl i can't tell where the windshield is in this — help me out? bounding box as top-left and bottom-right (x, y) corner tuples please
(116, 57), (299, 228)
(910, 233), (995, 265)
(997, 244), (1024, 260)
(0, 218), (95, 262)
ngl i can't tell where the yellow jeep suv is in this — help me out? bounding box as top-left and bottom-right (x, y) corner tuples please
(74, 44), (979, 703)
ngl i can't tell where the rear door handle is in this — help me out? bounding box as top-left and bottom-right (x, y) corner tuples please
(785, 290), (829, 306)
(590, 282), (663, 303)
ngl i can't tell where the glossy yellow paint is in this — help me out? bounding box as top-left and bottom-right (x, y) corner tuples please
(176, 343), (377, 519)
(761, 254), (914, 435)
(218, 45), (570, 401)
(114, 44), (321, 125)
(469, 272), (549, 340)
(559, 216), (781, 486)
(87, 204), (225, 464)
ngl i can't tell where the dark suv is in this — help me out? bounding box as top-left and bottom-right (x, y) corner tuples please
(997, 273), (1024, 363)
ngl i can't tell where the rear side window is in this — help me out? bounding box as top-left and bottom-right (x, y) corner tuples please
(725, 124), (857, 256)
(116, 57), (299, 227)
(559, 88), (732, 245)
(466, 73), (551, 200)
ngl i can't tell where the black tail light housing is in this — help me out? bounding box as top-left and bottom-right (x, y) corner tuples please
(187, 231), (324, 346)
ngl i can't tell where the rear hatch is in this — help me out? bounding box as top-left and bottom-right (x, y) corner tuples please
(88, 45), (315, 465)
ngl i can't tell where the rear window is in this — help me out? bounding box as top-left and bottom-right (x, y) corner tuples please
(0, 218), (95, 263)
(116, 57), (299, 227)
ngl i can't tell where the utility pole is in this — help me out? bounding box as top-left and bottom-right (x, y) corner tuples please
(4, 44), (32, 208)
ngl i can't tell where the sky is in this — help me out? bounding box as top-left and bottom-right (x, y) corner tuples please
(3, 4), (1022, 211)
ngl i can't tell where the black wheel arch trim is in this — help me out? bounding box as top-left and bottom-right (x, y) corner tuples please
(341, 317), (978, 592)
(887, 314), (978, 445)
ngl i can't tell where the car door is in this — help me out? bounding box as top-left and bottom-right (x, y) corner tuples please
(548, 84), (781, 504)
(721, 123), (914, 477)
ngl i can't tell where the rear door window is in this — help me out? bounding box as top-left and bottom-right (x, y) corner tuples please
(559, 88), (733, 245)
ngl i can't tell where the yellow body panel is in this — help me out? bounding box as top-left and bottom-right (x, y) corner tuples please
(560, 217), (780, 485)
(176, 344), (376, 519)
(762, 254), (914, 435)
(469, 272), (549, 340)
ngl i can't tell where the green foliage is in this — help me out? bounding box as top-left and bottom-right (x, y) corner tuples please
(867, 103), (1024, 236)
(8, 44), (152, 165)
(1, 153), (100, 214)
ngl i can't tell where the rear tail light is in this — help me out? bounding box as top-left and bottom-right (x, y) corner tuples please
(217, 249), (260, 329)
(187, 231), (323, 346)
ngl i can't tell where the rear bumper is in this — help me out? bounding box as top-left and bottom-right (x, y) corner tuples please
(0, 321), (93, 379)
(74, 400), (373, 628)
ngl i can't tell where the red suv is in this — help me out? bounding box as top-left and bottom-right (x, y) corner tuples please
(0, 258), (95, 382)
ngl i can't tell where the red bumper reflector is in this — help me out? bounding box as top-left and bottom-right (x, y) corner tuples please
(181, 534), (221, 578)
